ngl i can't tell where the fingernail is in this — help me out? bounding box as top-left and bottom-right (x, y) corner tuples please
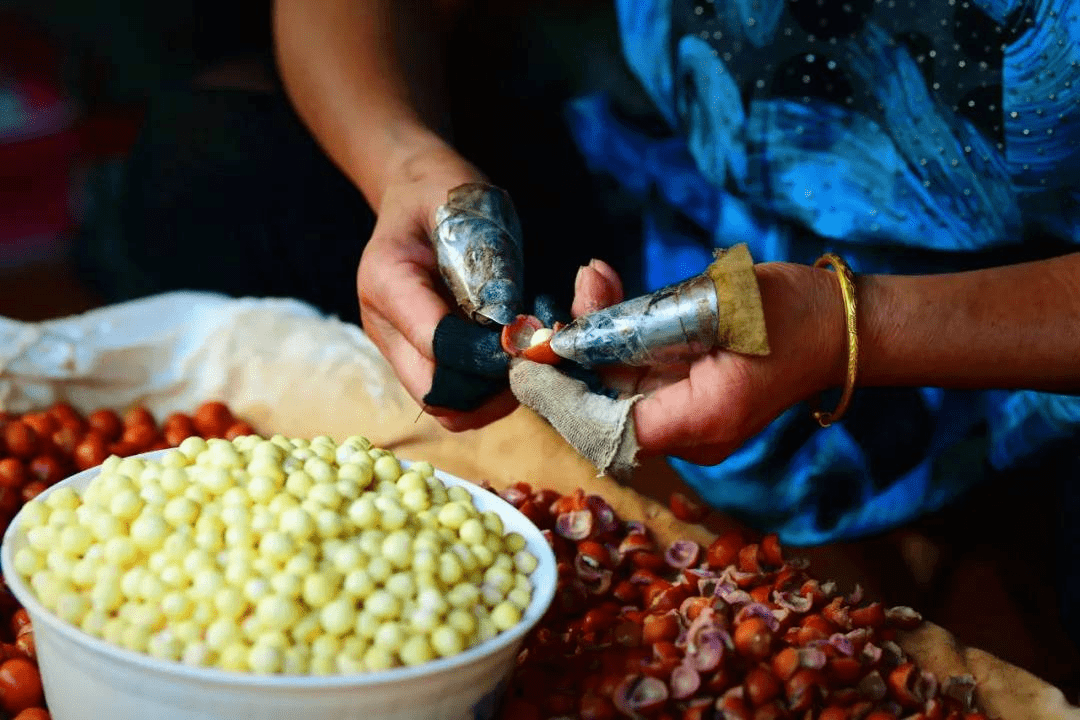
(574, 264), (588, 292)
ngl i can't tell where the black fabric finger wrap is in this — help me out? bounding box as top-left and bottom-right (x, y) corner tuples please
(423, 295), (614, 412)
(423, 314), (509, 412)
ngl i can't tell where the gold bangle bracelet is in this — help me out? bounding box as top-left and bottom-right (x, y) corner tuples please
(811, 253), (859, 428)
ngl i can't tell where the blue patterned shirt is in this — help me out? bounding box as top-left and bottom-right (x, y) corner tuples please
(564, 0), (1080, 544)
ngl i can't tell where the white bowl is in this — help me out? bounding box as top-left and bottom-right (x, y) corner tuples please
(0, 449), (556, 720)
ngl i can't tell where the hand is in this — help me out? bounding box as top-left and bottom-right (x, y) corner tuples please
(356, 139), (519, 431)
(571, 258), (846, 465)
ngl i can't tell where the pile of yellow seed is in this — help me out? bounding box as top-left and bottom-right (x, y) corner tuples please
(12, 434), (538, 675)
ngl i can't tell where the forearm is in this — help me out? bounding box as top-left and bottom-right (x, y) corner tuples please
(272, 0), (465, 207)
(857, 252), (1080, 392)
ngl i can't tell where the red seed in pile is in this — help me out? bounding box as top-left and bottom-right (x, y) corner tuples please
(668, 492), (707, 524)
(0, 658), (43, 715)
(491, 483), (996, 720)
(0, 400), (251, 717)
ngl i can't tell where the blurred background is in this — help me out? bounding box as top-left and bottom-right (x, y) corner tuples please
(0, 0), (270, 318)
(0, 0), (1077, 701)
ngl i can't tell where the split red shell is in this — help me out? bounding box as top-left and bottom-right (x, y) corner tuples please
(500, 315), (563, 364)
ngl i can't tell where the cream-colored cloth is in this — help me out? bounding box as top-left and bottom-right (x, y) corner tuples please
(897, 623), (1080, 720)
(508, 360), (641, 478)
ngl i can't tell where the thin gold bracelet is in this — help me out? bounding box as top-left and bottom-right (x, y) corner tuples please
(811, 253), (859, 428)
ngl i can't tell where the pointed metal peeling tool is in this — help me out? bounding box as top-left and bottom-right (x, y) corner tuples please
(431, 183), (524, 326)
(548, 244), (771, 367)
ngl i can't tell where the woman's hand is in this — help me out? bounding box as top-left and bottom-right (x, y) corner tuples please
(356, 140), (519, 432)
(572, 259), (846, 465)
(575, 249), (1080, 464)
(276, 0), (514, 431)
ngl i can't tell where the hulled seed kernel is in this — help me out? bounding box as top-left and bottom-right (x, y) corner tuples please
(13, 434), (539, 677)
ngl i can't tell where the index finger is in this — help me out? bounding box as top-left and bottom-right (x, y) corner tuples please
(359, 240), (453, 355)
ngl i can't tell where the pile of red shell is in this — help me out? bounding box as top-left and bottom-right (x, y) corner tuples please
(489, 483), (990, 720)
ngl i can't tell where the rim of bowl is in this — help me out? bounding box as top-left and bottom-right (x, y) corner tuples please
(0, 447), (557, 688)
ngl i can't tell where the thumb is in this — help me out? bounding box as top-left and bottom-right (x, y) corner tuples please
(571, 259), (624, 318)
(570, 259), (645, 397)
